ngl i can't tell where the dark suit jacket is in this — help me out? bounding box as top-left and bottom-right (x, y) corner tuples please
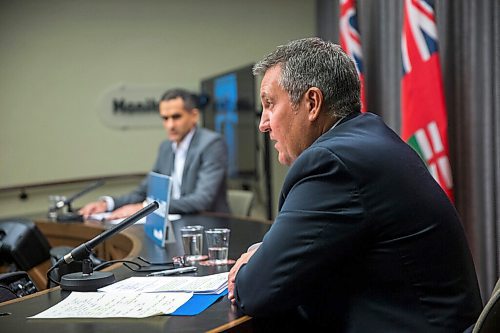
(234, 112), (482, 332)
(113, 127), (230, 214)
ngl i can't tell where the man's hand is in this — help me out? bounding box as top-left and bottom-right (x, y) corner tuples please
(107, 203), (143, 220)
(79, 200), (107, 219)
(228, 249), (257, 305)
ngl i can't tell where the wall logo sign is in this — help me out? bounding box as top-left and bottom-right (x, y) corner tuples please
(98, 84), (168, 129)
(112, 98), (158, 114)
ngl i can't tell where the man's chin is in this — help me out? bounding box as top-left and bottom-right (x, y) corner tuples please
(277, 153), (293, 166)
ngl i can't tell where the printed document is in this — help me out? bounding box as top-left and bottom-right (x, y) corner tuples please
(89, 212), (182, 224)
(28, 291), (192, 319)
(99, 272), (228, 295)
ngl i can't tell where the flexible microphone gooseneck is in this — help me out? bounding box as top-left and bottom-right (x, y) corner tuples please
(50, 201), (159, 292)
(55, 180), (105, 211)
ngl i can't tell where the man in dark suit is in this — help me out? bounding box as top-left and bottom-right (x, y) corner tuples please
(228, 38), (482, 332)
(80, 88), (229, 219)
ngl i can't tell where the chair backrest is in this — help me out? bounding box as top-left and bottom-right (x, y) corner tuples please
(227, 190), (254, 217)
(0, 271), (37, 303)
(473, 278), (500, 333)
(0, 284), (18, 303)
(0, 219), (51, 271)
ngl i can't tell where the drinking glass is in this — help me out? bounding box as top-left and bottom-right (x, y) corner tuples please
(205, 228), (231, 265)
(180, 225), (205, 261)
(47, 195), (67, 221)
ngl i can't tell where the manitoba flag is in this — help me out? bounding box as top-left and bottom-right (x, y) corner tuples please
(401, 0), (453, 201)
(339, 0), (366, 112)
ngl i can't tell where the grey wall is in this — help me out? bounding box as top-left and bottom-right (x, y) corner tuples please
(0, 0), (313, 187)
(0, 0), (312, 217)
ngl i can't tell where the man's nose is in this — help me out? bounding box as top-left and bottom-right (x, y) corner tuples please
(164, 119), (174, 129)
(259, 111), (270, 133)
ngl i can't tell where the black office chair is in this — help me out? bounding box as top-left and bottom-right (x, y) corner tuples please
(472, 278), (500, 333)
(0, 271), (37, 303)
(0, 282), (18, 303)
(0, 218), (51, 272)
(0, 218), (51, 296)
(1, 218), (108, 289)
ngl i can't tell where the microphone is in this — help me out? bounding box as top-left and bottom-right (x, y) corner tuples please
(55, 180), (105, 212)
(52, 180), (105, 222)
(50, 201), (159, 292)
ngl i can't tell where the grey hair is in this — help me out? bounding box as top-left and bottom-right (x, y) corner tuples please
(253, 37), (361, 117)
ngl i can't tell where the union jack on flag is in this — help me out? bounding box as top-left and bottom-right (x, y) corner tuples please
(339, 0), (366, 112)
(401, 0), (454, 201)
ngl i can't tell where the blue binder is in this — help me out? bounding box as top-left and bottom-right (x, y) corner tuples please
(144, 172), (172, 248)
(171, 289), (228, 316)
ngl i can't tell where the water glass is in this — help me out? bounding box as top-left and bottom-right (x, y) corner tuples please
(205, 228), (230, 264)
(47, 195), (67, 221)
(180, 225), (204, 261)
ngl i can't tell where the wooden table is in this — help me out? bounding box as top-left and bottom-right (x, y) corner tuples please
(0, 213), (272, 332)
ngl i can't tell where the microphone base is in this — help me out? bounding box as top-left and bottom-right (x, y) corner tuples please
(60, 271), (115, 292)
(56, 213), (84, 223)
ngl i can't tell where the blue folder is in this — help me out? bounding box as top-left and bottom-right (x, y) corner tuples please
(171, 289), (228, 316)
(144, 172), (172, 248)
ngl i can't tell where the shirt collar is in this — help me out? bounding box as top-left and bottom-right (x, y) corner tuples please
(172, 127), (196, 153)
(329, 116), (345, 132)
(328, 111), (360, 132)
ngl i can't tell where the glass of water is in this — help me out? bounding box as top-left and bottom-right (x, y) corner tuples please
(47, 195), (67, 221)
(180, 225), (205, 261)
(205, 228), (231, 265)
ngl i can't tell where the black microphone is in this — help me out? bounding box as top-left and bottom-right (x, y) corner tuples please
(55, 180), (105, 212)
(51, 201), (159, 291)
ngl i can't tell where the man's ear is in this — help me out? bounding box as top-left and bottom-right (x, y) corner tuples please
(191, 108), (200, 122)
(305, 87), (323, 121)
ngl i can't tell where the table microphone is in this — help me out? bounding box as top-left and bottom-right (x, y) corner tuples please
(51, 201), (159, 292)
(54, 180), (105, 221)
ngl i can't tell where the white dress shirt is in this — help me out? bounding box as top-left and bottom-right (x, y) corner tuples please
(101, 128), (197, 210)
(170, 128), (196, 199)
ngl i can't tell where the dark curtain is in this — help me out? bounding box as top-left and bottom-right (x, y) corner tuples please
(316, 0), (500, 300)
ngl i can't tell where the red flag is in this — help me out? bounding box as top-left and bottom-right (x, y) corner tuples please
(401, 0), (454, 201)
(339, 0), (366, 112)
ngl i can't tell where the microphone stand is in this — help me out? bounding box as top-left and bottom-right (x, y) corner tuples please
(56, 180), (105, 212)
(49, 201), (159, 292)
(53, 180), (105, 222)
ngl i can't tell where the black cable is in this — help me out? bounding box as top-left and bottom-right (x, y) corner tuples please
(137, 256), (175, 266)
(46, 265), (60, 288)
(94, 260), (141, 271)
(45, 259), (143, 289)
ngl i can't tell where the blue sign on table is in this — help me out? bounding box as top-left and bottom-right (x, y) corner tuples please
(144, 171), (172, 248)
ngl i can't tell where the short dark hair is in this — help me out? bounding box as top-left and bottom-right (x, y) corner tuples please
(253, 37), (361, 117)
(159, 88), (198, 111)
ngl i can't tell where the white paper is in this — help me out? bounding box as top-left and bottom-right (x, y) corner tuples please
(89, 213), (182, 224)
(99, 272), (228, 295)
(28, 291), (192, 319)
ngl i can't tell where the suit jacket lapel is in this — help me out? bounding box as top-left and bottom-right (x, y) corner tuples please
(181, 128), (200, 189)
(166, 145), (175, 175)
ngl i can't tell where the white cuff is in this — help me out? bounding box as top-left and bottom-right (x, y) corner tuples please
(247, 242), (262, 252)
(99, 196), (115, 212)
